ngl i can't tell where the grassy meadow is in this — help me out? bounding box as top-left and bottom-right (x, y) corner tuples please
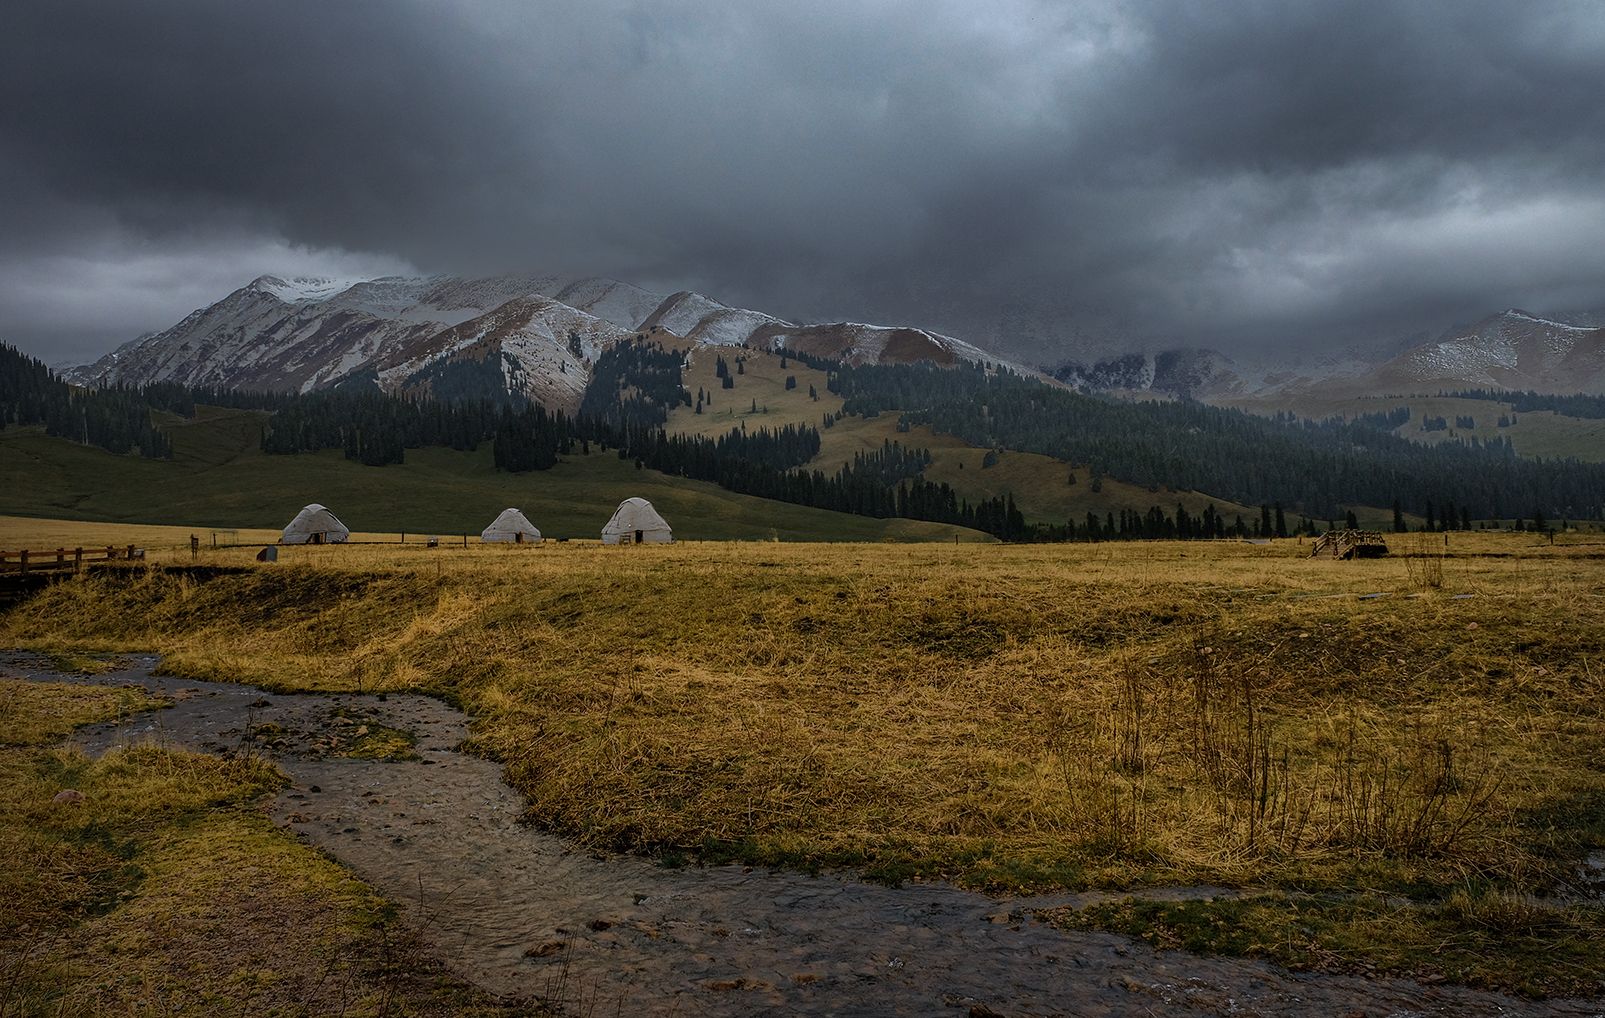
(0, 409), (986, 543)
(3, 529), (1603, 994)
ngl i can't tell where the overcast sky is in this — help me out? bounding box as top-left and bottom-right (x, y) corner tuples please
(4, 0), (1605, 366)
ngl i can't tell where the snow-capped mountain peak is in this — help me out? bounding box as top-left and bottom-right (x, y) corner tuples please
(65, 270), (1036, 407)
(247, 275), (359, 304)
(1361, 308), (1605, 393)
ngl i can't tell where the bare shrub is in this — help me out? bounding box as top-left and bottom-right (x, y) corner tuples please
(1405, 533), (1446, 589)
(1322, 718), (1501, 858)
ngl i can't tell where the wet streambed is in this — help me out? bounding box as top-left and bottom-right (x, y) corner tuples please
(4, 652), (1598, 1018)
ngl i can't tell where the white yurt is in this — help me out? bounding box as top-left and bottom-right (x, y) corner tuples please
(481, 507), (542, 544)
(280, 503), (350, 545)
(601, 497), (673, 545)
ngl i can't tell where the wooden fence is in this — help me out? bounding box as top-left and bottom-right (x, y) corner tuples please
(0, 545), (146, 575)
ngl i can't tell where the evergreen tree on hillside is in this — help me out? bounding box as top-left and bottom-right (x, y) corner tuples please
(823, 358), (1605, 522)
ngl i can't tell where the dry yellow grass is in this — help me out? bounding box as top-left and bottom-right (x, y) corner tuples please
(4, 530), (1601, 900)
(0, 514), (419, 554)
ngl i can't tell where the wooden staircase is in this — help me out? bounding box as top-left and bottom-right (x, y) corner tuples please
(1310, 530), (1389, 560)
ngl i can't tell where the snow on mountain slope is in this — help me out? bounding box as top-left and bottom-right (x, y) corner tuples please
(67, 274), (566, 395)
(553, 278), (668, 331)
(641, 291), (791, 345)
(1369, 309), (1605, 393)
(1051, 349), (1248, 400)
(63, 278), (383, 390)
(64, 271), (1041, 404)
(250, 275), (358, 304)
(315, 276), (441, 318)
(748, 320), (1042, 378)
(633, 290), (1044, 375)
(416, 274), (566, 315)
(392, 297), (632, 412)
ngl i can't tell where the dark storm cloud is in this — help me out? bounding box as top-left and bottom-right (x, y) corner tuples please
(4, 0), (1605, 364)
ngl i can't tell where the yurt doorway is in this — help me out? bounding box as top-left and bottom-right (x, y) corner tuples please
(634, 530), (644, 543)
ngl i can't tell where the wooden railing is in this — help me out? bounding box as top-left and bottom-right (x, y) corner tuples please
(1310, 530), (1389, 560)
(0, 545), (146, 575)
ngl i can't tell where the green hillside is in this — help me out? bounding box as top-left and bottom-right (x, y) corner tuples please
(0, 407), (990, 542)
(666, 344), (1262, 526)
(1218, 393), (1605, 463)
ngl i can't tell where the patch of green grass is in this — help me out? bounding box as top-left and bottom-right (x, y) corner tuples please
(1045, 889), (1605, 999)
(41, 652), (119, 676)
(0, 678), (161, 746)
(329, 707), (420, 761)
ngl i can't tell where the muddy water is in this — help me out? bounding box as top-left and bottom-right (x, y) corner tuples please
(5, 652), (1599, 1018)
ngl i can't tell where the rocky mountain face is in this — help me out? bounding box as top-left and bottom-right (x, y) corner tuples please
(1051, 349), (1245, 400)
(1051, 309), (1605, 405)
(67, 273), (1032, 411)
(67, 272), (1605, 415)
(1364, 309), (1605, 394)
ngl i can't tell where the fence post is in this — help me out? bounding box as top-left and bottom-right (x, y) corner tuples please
(19, 550), (27, 575)
(75, 547), (83, 574)
(56, 547), (65, 568)
(127, 544), (135, 562)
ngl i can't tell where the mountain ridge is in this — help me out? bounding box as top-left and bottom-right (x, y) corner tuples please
(66, 272), (1037, 406)
(63, 275), (1605, 410)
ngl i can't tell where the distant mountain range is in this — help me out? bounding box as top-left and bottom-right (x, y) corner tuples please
(67, 274), (1022, 412)
(1051, 309), (1605, 401)
(67, 271), (1605, 411)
